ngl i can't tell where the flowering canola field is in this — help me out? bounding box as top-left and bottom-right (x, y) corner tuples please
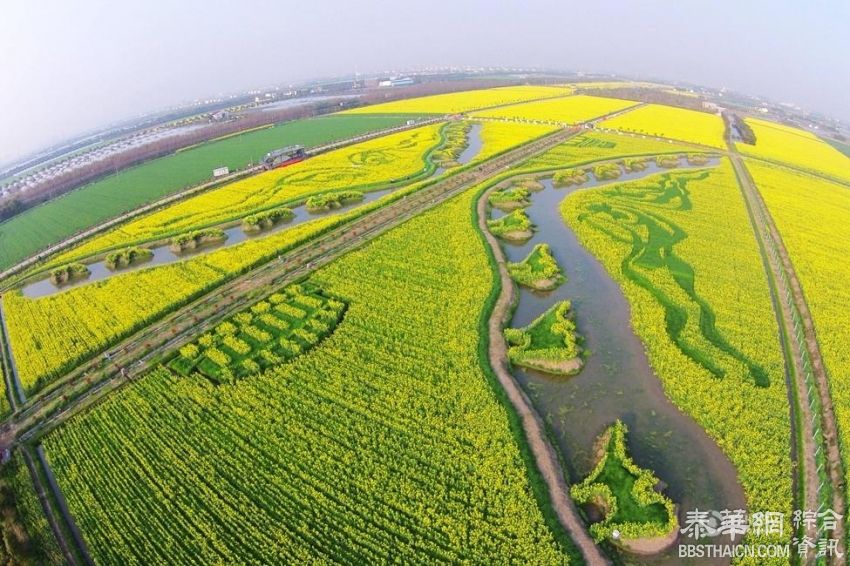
(474, 121), (558, 162)
(343, 85), (572, 115)
(746, 158), (850, 495)
(42, 190), (572, 564)
(598, 104), (726, 149)
(472, 95), (638, 124)
(738, 118), (850, 184)
(561, 162), (792, 546)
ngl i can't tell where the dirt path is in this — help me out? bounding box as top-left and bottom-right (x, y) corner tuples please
(731, 153), (846, 562)
(20, 447), (79, 565)
(477, 187), (610, 565)
(0, 297), (26, 404)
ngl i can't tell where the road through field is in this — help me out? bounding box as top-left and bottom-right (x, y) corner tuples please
(732, 152), (846, 563)
(2, 126), (581, 446)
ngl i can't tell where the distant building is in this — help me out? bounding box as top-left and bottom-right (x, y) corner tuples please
(378, 77), (415, 88)
(213, 166), (230, 178)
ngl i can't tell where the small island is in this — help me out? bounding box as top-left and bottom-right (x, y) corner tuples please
(431, 121), (472, 168)
(621, 157), (648, 172)
(656, 154), (680, 168)
(305, 191), (364, 212)
(686, 153), (711, 165)
(50, 262), (90, 286)
(488, 187), (531, 211)
(105, 246), (153, 270)
(507, 243), (565, 291)
(571, 420), (679, 555)
(486, 209), (535, 241)
(553, 168), (589, 187)
(170, 228), (227, 253)
(513, 178), (545, 191)
(242, 206), (295, 233)
(504, 300), (583, 375)
(593, 162), (622, 180)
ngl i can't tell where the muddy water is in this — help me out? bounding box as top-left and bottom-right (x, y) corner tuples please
(491, 161), (746, 564)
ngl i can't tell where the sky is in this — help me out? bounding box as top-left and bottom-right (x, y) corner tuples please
(1, 0), (848, 165)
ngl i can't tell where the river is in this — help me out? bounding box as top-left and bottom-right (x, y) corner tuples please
(490, 159), (746, 564)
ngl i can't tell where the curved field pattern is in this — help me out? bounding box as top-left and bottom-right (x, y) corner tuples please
(561, 160), (792, 544)
(48, 123), (445, 265)
(41, 191), (573, 564)
(577, 170), (768, 386)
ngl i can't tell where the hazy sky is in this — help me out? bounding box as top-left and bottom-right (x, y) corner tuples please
(1, 0), (848, 165)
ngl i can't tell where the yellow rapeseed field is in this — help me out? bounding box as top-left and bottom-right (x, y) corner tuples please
(521, 131), (697, 171)
(42, 190), (571, 563)
(49, 123), (444, 264)
(746, 158), (850, 493)
(472, 95), (638, 124)
(342, 85), (571, 115)
(473, 120), (558, 162)
(738, 118), (850, 184)
(599, 104), (726, 149)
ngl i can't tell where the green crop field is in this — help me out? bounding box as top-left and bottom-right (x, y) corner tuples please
(0, 114), (413, 272)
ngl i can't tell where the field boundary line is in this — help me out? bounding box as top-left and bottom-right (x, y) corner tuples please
(732, 152), (846, 562)
(731, 153), (822, 558)
(7, 127), (580, 444)
(20, 446), (80, 565)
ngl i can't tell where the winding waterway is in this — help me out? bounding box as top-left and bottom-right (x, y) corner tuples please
(21, 123), (484, 299)
(490, 159), (746, 564)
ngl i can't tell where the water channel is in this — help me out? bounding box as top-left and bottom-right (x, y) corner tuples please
(490, 159), (746, 564)
(21, 123), (484, 299)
